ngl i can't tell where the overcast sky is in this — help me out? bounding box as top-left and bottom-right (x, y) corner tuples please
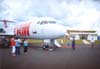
(0, 0), (100, 35)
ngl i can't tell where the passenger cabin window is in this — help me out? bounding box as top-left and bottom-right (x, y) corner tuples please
(37, 21), (56, 25)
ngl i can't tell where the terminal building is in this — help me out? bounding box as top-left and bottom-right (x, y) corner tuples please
(67, 30), (97, 40)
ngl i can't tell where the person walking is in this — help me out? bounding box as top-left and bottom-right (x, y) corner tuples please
(90, 37), (95, 48)
(23, 39), (29, 54)
(10, 37), (16, 56)
(72, 37), (75, 50)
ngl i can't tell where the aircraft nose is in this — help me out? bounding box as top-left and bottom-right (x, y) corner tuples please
(55, 24), (66, 37)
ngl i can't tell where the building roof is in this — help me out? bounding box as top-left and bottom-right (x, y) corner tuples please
(67, 30), (97, 35)
(67, 30), (96, 33)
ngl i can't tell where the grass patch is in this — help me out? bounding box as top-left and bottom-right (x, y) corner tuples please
(57, 37), (83, 45)
(27, 37), (100, 45)
(95, 40), (100, 45)
(75, 40), (83, 45)
(28, 39), (43, 44)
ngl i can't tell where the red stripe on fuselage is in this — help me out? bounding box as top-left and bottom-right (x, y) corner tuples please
(14, 22), (31, 36)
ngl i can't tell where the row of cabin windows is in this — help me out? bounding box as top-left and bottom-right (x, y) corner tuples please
(37, 21), (56, 25)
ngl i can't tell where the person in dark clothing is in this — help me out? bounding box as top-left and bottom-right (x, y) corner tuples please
(72, 37), (75, 50)
(2, 38), (8, 48)
(42, 43), (49, 51)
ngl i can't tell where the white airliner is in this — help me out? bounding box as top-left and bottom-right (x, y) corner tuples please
(1, 17), (66, 47)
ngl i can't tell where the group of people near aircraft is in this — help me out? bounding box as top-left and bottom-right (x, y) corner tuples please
(10, 36), (29, 56)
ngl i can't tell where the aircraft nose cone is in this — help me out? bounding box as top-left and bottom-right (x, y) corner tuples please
(56, 24), (66, 37)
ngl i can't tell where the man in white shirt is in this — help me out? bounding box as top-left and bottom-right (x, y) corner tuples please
(15, 38), (22, 55)
(90, 37), (95, 48)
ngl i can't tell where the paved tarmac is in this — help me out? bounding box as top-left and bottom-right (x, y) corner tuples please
(0, 44), (100, 69)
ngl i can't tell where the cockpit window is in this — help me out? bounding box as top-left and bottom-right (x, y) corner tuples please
(37, 21), (56, 25)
